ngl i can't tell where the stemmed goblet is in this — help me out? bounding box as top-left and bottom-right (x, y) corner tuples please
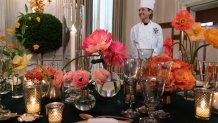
(139, 76), (164, 123)
(121, 58), (140, 118)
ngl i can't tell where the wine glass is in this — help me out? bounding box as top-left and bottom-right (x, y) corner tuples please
(139, 76), (164, 123)
(135, 49), (154, 113)
(121, 58), (140, 118)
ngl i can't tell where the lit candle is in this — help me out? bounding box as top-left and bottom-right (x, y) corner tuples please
(70, 24), (77, 71)
(26, 97), (40, 113)
(213, 92), (218, 110)
(196, 100), (210, 118)
(48, 109), (62, 123)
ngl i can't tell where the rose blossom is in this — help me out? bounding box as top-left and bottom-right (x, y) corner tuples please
(92, 68), (110, 84)
(82, 29), (112, 55)
(72, 70), (90, 89)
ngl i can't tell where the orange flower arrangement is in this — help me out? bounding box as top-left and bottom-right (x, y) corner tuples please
(186, 23), (205, 41)
(145, 55), (195, 91)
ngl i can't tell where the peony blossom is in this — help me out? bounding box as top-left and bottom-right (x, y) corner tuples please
(163, 36), (172, 57)
(172, 10), (194, 31)
(204, 29), (218, 49)
(63, 71), (75, 82)
(92, 68), (110, 84)
(54, 70), (64, 88)
(103, 41), (128, 67)
(186, 23), (205, 41)
(72, 70), (90, 89)
(82, 29), (112, 55)
(12, 54), (32, 77)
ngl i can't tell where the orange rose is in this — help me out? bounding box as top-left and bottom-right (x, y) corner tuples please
(174, 68), (195, 89)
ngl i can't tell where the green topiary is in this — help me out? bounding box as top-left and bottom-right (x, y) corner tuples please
(16, 13), (62, 54)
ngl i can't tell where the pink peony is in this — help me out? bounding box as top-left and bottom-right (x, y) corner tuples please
(54, 70), (64, 88)
(72, 70), (90, 89)
(103, 41), (128, 67)
(82, 29), (112, 55)
(92, 68), (110, 84)
(63, 71), (75, 82)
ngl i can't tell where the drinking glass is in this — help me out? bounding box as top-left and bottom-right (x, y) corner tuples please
(121, 58), (140, 118)
(135, 49), (154, 113)
(0, 59), (11, 115)
(139, 76), (164, 123)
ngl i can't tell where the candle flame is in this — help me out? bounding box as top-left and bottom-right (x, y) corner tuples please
(201, 100), (206, 109)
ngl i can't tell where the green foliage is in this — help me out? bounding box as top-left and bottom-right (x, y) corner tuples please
(16, 13), (62, 54)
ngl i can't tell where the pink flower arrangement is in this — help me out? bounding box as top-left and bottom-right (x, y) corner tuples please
(92, 68), (110, 85)
(82, 29), (128, 67)
(82, 29), (112, 55)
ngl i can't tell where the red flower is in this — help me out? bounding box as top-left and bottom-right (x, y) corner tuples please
(172, 10), (194, 31)
(103, 41), (128, 67)
(163, 36), (172, 57)
(82, 29), (112, 55)
(72, 70), (90, 89)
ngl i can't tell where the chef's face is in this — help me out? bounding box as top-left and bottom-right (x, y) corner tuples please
(138, 7), (152, 20)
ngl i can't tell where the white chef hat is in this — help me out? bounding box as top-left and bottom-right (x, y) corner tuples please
(139, 0), (155, 10)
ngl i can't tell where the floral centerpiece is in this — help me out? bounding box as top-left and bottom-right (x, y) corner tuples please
(171, 10), (218, 65)
(62, 29), (128, 98)
(145, 55), (196, 92)
(25, 66), (63, 101)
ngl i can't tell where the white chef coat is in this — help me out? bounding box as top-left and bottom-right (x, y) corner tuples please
(129, 21), (163, 58)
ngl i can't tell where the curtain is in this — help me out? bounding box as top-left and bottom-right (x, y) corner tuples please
(112, 0), (126, 43)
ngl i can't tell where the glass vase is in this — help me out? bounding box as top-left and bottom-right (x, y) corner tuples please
(45, 79), (61, 103)
(74, 89), (96, 111)
(10, 74), (24, 99)
(95, 64), (121, 97)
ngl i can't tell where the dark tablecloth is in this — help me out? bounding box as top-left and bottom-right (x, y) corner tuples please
(1, 88), (218, 123)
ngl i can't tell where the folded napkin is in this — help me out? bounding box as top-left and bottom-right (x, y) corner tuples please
(88, 118), (119, 123)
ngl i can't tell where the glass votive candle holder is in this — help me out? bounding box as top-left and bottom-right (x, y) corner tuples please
(24, 81), (42, 114)
(46, 102), (64, 123)
(194, 88), (214, 120)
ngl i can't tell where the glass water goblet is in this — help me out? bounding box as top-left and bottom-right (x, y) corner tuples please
(121, 58), (140, 118)
(139, 76), (164, 123)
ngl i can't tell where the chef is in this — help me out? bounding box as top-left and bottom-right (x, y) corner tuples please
(130, 0), (163, 58)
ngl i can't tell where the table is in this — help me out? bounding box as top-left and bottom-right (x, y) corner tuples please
(1, 88), (218, 123)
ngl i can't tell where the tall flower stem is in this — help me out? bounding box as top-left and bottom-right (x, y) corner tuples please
(62, 54), (99, 70)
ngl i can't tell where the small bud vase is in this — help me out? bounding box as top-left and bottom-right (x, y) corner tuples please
(74, 88), (96, 111)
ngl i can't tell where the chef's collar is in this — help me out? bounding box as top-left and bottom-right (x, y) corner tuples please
(141, 20), (151, 26)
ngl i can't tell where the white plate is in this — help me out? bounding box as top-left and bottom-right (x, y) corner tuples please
(76, 118), (129, 123)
